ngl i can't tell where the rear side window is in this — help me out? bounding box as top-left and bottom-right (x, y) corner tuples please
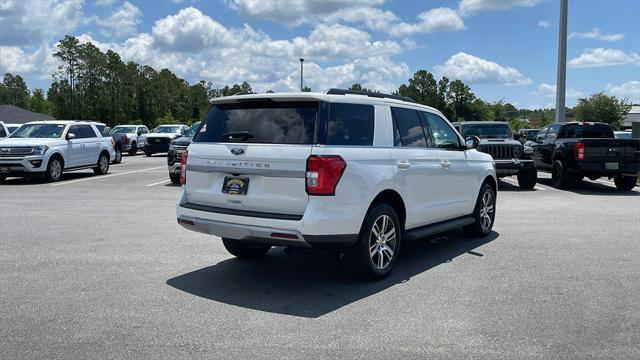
(327, 103), (374, 146)
(391, 107), (427, 147)
(559, 124), (614, 138)
(195, 101), (318, 144)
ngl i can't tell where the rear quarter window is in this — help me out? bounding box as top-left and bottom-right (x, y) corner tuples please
(327, 103), (374, 146)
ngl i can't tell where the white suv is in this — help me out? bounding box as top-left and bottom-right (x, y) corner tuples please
(176, 90), (497, 279)
(0, 121), (115, 182)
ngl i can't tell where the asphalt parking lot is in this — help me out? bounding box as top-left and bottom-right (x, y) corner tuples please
(1, 155), (639, 359)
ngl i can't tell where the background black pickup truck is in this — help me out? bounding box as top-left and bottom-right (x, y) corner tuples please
(528, 122), (639, 190)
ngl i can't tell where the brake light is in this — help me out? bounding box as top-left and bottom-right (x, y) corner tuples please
(180, 150), (188, 185)
(574, 141), (585, 160)
(306, 155), (346, 195)
(122, 135), (129, 145)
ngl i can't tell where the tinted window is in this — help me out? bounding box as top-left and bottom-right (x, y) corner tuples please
(140, 127), (148, 134)
(95, 124), (110, 136)
(424, 113), (460, 149)
(559, 124), (614, 139)
(459, 123), (512, 139)
(112, 126), (136, 134)
(0, 126), (6, 137)
(327, 103), (374, 146)
(195, 101), (318, 144)
(185, 122), (201, 137)
(69, 125), (97, 139)
(391, 107), (427, 147)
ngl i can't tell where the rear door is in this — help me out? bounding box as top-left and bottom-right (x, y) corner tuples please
(389, 107), (442, 228)
(184, 100), (318, 216)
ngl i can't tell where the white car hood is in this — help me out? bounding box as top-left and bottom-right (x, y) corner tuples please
(0, 138), (65, 147)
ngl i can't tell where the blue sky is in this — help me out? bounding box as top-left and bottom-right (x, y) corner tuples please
(1, 0), (639, 108)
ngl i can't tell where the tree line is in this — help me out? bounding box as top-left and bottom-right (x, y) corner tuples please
(0, 35), (632, 130)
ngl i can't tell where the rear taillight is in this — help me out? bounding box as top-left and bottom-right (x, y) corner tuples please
(574, 141), (585, 160)
(122, 135), (129, 145)
(305, 155), (346, 196)
(180, 151), (188, 185)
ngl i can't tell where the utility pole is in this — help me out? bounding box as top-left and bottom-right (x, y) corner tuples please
(299, 58), (304, 92)
(555, 0), (568, 123)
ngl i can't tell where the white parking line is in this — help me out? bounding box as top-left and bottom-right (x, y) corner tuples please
(501, 177), (546, 191)
(145, 179), (170, 187)
(50, 166), (166, 187)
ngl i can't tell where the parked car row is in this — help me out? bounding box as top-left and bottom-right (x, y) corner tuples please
(0, 121), (194, 183)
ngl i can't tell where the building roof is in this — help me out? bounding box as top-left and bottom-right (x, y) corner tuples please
(0, 105), (54, 124)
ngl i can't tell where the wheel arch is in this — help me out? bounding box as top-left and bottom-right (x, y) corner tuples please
(48, 151), (65, 168)
(367, 189), (407, 231)
(99, 149), (110, 161)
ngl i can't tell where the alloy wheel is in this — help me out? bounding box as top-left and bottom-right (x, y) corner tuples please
(479, 191), (494, 232)
(369, 214), (397, 270)
(100, 155), (109, 173)
(50, 160), (62, 179)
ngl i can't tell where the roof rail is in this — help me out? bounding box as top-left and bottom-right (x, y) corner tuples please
(325, 88), (416, 103)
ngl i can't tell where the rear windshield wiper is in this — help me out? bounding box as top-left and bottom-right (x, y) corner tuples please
(222, 131), (254, 141)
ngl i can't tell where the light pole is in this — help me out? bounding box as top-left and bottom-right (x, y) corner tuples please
(555, 0), (568, 123)
(299, 58), (304, 92)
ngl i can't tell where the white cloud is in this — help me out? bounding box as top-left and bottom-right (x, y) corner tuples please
(538, 20), (551, 28)
(64, 8), (409, 93)
(94, 0), (116, 6)
(606, 81), (640, 102)
(568, 48), (640, 68)
(458, 0), (541, 16)
(92, 1), (143, 38)
(324, 6), (464, 36)
(225, 0), (384, 26)
(569, 28), (624, 42)
(0, 45), (58, 79)
(0, 0), (84, 46)
(535, 83), (584, 98)
(434, 52), (532, 85)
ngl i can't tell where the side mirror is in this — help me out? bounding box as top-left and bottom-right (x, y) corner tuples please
(137, 131), (142, 136)
(513, 133), (521, 140)
(66, 133), (76, 140)
(465, 136), (480, 149)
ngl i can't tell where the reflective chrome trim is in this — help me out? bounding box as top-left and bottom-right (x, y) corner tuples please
(177, 216), (310, 247)
(186, 164), (305, 178)
(493, 159), (534, 164)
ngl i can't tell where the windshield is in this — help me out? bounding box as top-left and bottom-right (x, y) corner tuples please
(7, 126), (20, 133)
(185, 122), (201, 137)
(9, 123), (66, 138)
(112, 126), (136, 134)
(460, 123), (513, 139)
(152, 126), (181, 134)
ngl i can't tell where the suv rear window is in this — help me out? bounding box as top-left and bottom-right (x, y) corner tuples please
(559, 124), (614, 138)
(327, 103), (374, 146)
(195, 101), (318, 144)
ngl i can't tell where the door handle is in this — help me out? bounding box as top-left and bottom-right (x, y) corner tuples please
(397, 160), (411, 170)
(440, 160), (452, 169)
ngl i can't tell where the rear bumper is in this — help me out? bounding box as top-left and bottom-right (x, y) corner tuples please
(571, 162), (640, 177)
(175, 191), (363, 248)
(494, 159), (534, 175)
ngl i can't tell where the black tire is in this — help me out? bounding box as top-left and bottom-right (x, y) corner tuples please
(517, 166), (537, 189)
(614, 175), (637, 191)
(352, 203), (401, 280)
(145, 151), (152, 157)
(93, 152), (110, 175)
(221, 238), (271, 259)
(45, 156), (64, 182)
(128, 143), (137, 156)
(113, 147), (122, 164)
(464, 183), (496, 238)
(169, 173), (181, 185)
(551, 159), (574, 189)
